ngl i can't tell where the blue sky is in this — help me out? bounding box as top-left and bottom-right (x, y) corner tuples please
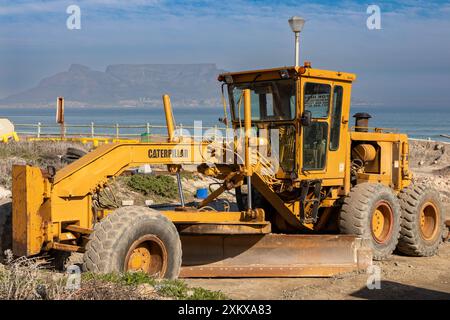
(1, 0), (450, 107)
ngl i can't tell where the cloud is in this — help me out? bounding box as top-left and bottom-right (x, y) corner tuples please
(0, 0), (162, 16)
(0, 1), (60, 15)
(0, 0), (449, 106)
(0, 0), (447, 18)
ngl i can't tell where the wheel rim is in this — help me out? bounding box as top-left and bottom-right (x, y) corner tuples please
(419, 202), (439, 241)
(125, 235), (168, 277)
(371, 201), (394, 244)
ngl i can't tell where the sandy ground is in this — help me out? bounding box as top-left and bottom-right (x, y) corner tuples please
(185, 242), (450, 300)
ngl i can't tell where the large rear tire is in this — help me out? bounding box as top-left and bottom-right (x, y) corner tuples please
(61, 147), (87, 164)
(397, 182), (445, 256)
(339, 183), (401, 260)
(0, 200), (12, 260)
(66, 147), (87, 158)
(83, 206), (182, 279)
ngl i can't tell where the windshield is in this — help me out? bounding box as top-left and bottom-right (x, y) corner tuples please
(229, 79), (296, 122)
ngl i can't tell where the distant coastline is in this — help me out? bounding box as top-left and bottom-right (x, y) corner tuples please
(0, 102), (221, 109)
(0, 63), (226, 108)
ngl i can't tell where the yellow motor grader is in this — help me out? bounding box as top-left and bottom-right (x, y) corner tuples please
(0, 41), (447, 280)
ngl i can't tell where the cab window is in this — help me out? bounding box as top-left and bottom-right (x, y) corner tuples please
(229, 80), (295, 121)
(304, 83), (331, 118)
(330, 86), (343, 151)
(302, 82), (331, 170)
(303, 122), (328, 170)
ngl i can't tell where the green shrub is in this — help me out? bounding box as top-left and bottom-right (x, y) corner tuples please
(157, 280), (228, 300)
(82, 271), (157, 286)
(126, 174), (177, 198)
(82, 272), (228, 300)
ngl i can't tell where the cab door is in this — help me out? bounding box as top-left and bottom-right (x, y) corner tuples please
(298, 78), (349, 184)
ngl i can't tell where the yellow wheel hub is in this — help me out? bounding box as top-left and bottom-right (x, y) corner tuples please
(419, 202), (439, 241)
(128, 247), (151, 272)
(124, 235), (168, 277)
(372, 209), (385, 239)
(371, 201), (393, 243)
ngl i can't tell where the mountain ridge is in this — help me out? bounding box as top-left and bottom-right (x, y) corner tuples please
(0, 63), (227, 108)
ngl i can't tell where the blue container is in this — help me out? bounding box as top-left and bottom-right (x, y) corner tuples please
(196, 188), (208, 199)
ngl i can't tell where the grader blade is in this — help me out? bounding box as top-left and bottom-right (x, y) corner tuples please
(179, 234), (372, 278)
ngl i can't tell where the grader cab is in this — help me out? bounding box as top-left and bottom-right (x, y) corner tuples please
(0, 60), (446, 279)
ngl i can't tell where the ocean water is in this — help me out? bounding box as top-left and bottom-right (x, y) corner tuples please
(0, 106), (449, 141)
(353, 106), (450, 141)
(0, 107), (225, 137)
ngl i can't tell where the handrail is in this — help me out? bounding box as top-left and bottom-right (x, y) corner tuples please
(13, 122), (227, 139)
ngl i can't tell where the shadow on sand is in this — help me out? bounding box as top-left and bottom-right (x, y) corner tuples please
(351, 280), (450, 300)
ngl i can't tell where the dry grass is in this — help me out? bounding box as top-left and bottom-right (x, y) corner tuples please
(0, 141), (88, 161)
(0, 252), (148, 300)
(0, 249), (160, 300)
(0, 251), (68, 300)
(0, 251), (227, 300)
(0, 141), (89, 188)
(0, 253), (156, 300)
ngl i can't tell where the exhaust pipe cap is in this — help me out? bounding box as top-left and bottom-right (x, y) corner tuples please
(353, 112), (372, 120)
(353, 112), (372, 132)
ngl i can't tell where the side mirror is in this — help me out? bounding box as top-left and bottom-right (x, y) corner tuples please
(301, 110), (312, 126)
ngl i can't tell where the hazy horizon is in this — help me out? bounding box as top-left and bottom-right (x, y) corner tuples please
(1, 0), (450, 108)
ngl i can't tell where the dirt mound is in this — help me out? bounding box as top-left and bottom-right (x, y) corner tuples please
(408, 140), (450, 214)
(409, 140), (450, 168)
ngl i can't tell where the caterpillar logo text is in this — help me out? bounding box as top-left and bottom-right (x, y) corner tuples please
(148, 148), (189, 159)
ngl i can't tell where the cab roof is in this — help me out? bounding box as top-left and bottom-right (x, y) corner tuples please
(218, 65), (356, 84)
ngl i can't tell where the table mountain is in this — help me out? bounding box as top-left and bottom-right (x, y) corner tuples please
(0, 63), (226, 107)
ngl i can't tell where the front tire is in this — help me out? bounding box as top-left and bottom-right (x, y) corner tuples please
(339, 183), (401, 260)
(83, 206), (182, 279)
(397, 183), (445, 256)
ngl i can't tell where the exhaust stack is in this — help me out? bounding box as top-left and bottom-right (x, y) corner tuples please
(353, 112), (372, 132)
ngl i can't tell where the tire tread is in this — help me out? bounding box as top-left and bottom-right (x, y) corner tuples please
(83, 206), (182, 279)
